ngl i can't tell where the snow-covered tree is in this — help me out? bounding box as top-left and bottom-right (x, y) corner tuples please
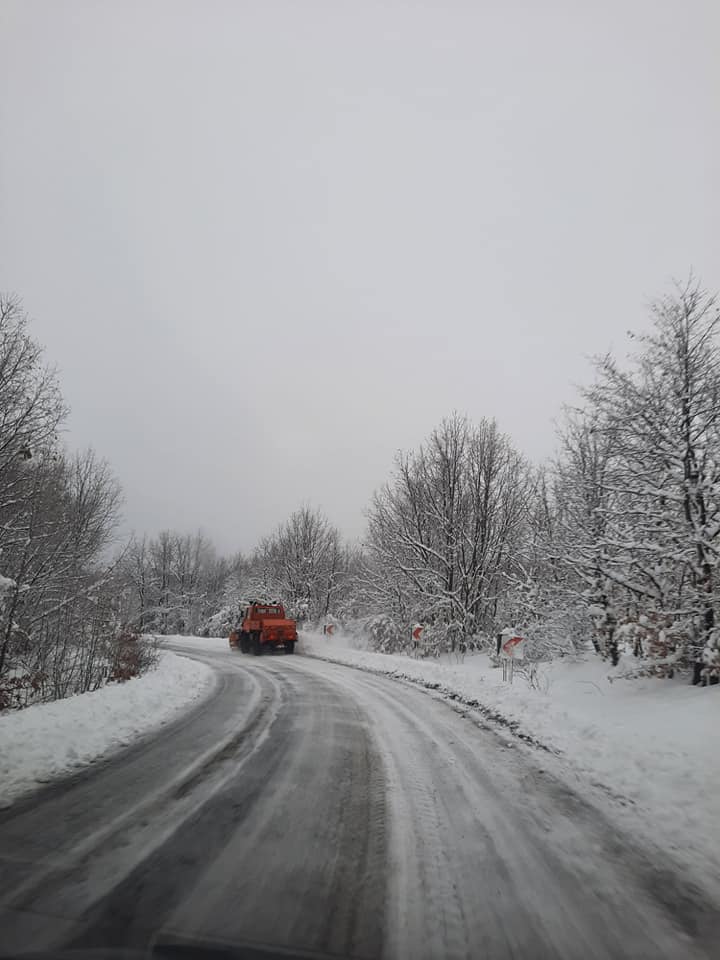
(502, 467), (587, 660)
(0, 297), (131, 706)
(0, 447), (123, 706)
(551, 409), (622, 661)
(120, 531), (244, 636)
(553, 279), (720, 682)
(253, 506), (347, 622)
(365, 414), (531, 651)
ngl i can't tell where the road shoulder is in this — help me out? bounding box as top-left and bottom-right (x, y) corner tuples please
(0, 650), (216, 809)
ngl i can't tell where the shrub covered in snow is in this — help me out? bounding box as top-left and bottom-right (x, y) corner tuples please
(200, 605), (242, 638)
(701, 628), (720, 684)
(107, 631), (159, 682)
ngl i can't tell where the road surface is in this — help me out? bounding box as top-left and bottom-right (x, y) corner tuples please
(0, 643), (717, 959)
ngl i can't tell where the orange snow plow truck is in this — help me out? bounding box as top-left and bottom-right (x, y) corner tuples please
(229, 602), (298, 656)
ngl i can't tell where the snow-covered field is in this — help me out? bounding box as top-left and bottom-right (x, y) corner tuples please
(0, 651), (215, 808)
(301, 630), (720, 896)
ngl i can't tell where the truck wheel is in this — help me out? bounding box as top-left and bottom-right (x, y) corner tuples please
(251, 633), (262, 656)
(239, 633), (250, 654)
(286, 642), (295, 655)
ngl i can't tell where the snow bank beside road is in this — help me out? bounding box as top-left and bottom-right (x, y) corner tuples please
(301, 631), (720, 897)
(0, 651), (215, 808)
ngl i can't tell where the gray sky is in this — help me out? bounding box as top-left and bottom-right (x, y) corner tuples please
(1, 1), (718, 554)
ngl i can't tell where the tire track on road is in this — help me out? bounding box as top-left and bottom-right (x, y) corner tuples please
(285, 656), (716, 960)
(0, 660), (284, 954)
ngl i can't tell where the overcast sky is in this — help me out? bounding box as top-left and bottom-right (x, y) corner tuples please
(1, 1), (718, 554)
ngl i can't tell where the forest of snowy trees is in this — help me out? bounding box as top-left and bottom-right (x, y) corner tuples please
(2, 279), (719, 709)
(109, 279), (720, 685)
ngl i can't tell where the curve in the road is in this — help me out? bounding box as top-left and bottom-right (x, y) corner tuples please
(0, 644), (716, 960)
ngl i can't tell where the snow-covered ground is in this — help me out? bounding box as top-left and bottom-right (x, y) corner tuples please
(0, 651), (215, 808)
(301, 629), (720, 897)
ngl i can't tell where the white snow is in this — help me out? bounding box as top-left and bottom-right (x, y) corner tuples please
(0, 574), (16, 593)
(0, 651), (215, 808)
(300, 630), (720, 897)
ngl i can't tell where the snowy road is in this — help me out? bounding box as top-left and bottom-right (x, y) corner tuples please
(0, 643), (717, 959)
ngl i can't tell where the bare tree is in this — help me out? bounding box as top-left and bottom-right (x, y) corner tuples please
(551, 409), (622, 661)
(366, 414), (531, 651)
(254, 506), (345, 621)
(0, 448), (123, 706)
(0, 297), (137, 708)
(555, 279), (720, 682)
(119, 530), (245, 637)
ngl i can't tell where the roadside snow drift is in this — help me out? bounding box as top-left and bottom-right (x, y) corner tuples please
(0, 651), (215, 808)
